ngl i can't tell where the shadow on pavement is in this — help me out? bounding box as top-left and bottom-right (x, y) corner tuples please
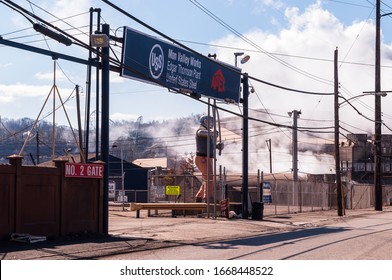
(0, 234), (150, 258)
(201, 226), (348, 249)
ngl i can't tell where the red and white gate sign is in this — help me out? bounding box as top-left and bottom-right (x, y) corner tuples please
(64, 163), (104, 179)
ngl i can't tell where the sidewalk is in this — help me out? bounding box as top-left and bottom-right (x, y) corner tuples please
(1, 206), (390, 260)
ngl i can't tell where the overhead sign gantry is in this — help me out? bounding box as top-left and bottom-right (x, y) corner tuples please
(121, 27), (241, 103)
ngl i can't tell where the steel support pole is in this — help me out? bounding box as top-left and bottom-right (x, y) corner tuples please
(95, 9), (102, 160)
(85, 8), (94, 162)
(101, 23), (110, 235)
(242, 74), (249, 219)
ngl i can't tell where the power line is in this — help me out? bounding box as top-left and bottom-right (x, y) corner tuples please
(26, 0), (90, 38)
(175, 38), (392, 69)
(327, 0), (373, 9)
(101, 0), (334, 96)
(188, 0), (334, 87)
(61, 2), (337, 98)
(3, 25), (90, 42)
(0, 1), (350, 138)
(340, 120), (370, 133)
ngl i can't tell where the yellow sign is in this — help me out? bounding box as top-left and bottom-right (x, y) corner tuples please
(166, 185), (180, 196)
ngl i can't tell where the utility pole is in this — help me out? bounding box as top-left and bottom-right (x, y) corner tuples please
(289, 110), (301, 181)
(266, 139), (272, 173)
(242, 74), (249, 219)
(75, 85), (84, 163)
(289, 110), (301, 206)
(375, 0), (382, 211)
(334, 48), (344, 216)
(52, 60), (57, 161)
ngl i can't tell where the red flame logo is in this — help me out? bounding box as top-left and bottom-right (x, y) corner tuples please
(211, 69), (225, 93)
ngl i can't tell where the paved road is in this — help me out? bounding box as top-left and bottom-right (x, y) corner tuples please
(103, 211), (392, 260)
(2, 208), (391, 260)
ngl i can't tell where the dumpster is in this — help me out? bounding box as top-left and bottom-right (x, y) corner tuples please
(251, 202), (264, 220)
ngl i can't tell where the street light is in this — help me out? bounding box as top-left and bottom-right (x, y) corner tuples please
(33, 23), (73, 46)
(234, 52), (251, 219)
(234, 52), (250, 67)
(338, 91), (388, 106)
(112, 143), (125, 211)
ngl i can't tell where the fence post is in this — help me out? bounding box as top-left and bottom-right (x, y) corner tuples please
(8, 154), (23, 234)
(274, 180), (277, 215)
(299, 180), (302, 213)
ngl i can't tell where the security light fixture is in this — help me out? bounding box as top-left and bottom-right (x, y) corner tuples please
(91, 34), (109, 47)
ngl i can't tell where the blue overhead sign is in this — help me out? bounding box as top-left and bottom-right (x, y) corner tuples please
(121, 27), (241, 103)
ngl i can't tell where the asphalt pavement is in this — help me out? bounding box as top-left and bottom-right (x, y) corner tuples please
(1, 206), (391, 260)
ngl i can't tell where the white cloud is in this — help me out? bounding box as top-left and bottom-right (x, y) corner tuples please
(35, 71), (67, 81)
(0, 83), (51, 103)
(0, 63), (12, 68)
(261, 0), (284, 10)
(202, 3), (392, 174)
(210, 3), (392, 136)
(110, 73), (126, 84)
(251, 0), (285, 16)
(49, 0), (92, 27)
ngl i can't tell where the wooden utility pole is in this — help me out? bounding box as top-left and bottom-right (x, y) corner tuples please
(289, 110), (301, 207)
(374, 0), (383, 211)
(334, 48), (344, 216)
(290, 110), (301, 182)
(75, 85), (85, 163)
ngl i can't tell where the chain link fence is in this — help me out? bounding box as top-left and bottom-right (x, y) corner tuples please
(110, 171), (392, 216)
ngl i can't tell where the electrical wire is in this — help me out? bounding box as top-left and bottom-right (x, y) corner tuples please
(161, 37), (392, 69)
(101, 0), (334, 96)
(340, 120), (370, 133)
(188, 0), (334, 87)
(250, 80), (292, 140)
(0, 0), (344, 144)
(327, 0), (373, 9)
(0, 86), (78, 142)
(26, 0), (90, 38)
(1, 0), (384, 145)
(0, 0), (34, 24)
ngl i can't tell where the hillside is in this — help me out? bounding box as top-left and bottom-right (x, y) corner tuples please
(0, 115), (202, 165)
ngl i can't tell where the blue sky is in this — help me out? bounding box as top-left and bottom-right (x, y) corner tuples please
(2, 0), (392, 172)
